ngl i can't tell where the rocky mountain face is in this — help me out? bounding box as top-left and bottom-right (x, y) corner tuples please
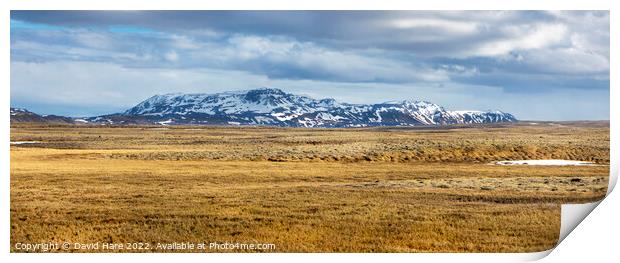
(84, 88), (517, 127)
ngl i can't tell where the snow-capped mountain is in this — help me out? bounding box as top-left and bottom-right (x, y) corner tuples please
(87, 88), (517, 127)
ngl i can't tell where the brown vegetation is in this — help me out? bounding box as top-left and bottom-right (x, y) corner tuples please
(10, 122), (609, 252)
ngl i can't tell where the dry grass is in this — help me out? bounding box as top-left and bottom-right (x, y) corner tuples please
(10, 122), (609, 252)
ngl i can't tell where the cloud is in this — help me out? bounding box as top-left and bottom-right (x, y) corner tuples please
(521, 47), (609, 74)
(389, 18), (479, 35)
(10, 61), (271, 116)
(72, 30), (115, 49)
(216, 35), (450, 82)
(9, 11), (610, 120)
(10, 60), (609, 121)
(470, 23), (567, 57)
(170, 35), (202, 49)
(164, 51), (179, 62)
(11, 28), (450, 83)
(8, 11), (597, 56)
(11, 11), (609, 74)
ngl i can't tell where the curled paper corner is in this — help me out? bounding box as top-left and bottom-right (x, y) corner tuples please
(554, 162), (617, 246)
(545, 163), (617, 258)
(521, 201), (603, 261)
(558, 201), (603, 243)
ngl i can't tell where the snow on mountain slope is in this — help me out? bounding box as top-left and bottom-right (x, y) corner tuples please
(97, 88), (517, 127)
(125, 88), (319, 116)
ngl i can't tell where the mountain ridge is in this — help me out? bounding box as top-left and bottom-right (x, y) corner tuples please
(92, 88), (518, 127)
(11, 88), (518, 127)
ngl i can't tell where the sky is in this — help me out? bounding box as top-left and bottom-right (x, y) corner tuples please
(10, 11), (609, 120)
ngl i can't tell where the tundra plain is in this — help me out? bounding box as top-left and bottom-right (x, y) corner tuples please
(10, 122), (609, 252)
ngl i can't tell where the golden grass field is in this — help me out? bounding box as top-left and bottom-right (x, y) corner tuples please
(10, 122), (609, 252)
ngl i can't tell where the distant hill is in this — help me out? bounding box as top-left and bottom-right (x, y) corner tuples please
(10, 108), (74, 124)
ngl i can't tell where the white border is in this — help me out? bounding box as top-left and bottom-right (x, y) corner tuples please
(0, 0), (615, 10)
(1, 1), (616, 262)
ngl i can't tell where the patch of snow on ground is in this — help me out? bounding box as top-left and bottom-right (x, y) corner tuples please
(495, 160), (596, 166)
(10, 141), (41, 145)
